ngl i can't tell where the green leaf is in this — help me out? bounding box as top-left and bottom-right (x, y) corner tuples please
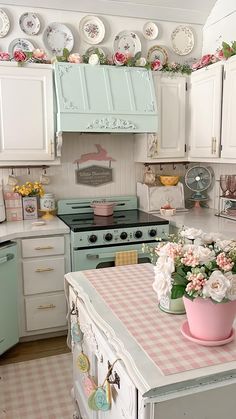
(222, 41), (233, 58)
(134, 52), (141, 60)
(63, 48), (70, 59)
(171, 285), (185, 299)
(232, 41), (236, 53)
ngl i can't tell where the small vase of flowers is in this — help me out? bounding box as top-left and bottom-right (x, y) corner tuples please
(14, 181), (44, 220)
(150, 228), (236, 342)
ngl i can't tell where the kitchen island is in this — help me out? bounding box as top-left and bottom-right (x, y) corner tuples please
(65, 263), (236, 419)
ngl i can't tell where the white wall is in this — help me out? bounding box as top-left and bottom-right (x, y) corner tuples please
(202, 0), (236, 53)
(0, 3), (203, 201)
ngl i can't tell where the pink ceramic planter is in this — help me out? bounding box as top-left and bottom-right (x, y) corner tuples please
(183, 296), (236, 341)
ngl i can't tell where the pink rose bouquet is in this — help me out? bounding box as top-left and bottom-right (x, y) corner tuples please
(68, 53), (83, 64)
(145, 229), (236, 303)
(151, 59), (163, 71)
(13, 50), (27, 62)
(32, 49), (47, 61)
(0, 52), (10, 61)
(113, 52), (127, 66)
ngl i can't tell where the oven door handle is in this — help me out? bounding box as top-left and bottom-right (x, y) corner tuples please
(86, 250), (144, 260)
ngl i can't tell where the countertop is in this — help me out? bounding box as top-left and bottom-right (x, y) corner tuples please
(153, 208), (236, 240)
(0, 217), (70, 243)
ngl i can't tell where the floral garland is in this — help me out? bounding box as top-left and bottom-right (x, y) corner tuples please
(192, 41), (236, 71)
(0, 47), (192, 75)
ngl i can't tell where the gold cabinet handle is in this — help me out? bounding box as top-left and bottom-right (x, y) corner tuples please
(213, 137), (217, 154)
(211, 137), (214, 154)
(35, 267), (54, 272)
(34, 246), (54, 250)
(37, 304), (56, 310)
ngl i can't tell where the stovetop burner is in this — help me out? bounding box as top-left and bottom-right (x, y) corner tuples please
(58, 210), (168, 232)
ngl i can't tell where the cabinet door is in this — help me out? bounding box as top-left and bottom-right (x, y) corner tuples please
(154, 75), (186, 158)
(189, 63), (223, 158)
(0, 243), (18, 355)
(134, 75), (186, 161)
(221, 57), (236, 158)
(0, 63), (54, 161)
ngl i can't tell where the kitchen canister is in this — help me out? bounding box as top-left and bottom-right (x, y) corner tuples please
(40, 193), (55, 211)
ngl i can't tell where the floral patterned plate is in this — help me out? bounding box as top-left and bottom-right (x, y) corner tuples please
(113, 30), (141, 56)
(147, 45), (168, 64)
(0, 9), (10, 38)
(80, 15), (105, 45)
(44, 22), (74, 55)
(85, 46), (106, 57)
(171, 25), (194, 56)
(19, 12), (40, 35)
(8, 38), (35, 54)
(143, 21), (158, 40)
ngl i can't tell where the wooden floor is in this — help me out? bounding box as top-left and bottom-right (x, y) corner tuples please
(0, 336), (70, 366)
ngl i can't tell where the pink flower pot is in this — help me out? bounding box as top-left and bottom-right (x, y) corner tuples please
(183, 296), (236, 341)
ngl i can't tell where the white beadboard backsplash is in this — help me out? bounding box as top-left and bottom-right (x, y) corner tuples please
(0, 135), (235, 208)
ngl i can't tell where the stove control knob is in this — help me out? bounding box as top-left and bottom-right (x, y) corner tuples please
(89, 234), (97, 243)
(104, 233), (113, 242)
(120, 232), (128, 240)
(134, 230), (143, 239)
(149, 229), (157, 237)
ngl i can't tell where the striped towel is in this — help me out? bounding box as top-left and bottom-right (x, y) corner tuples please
(115, 250), (138, 266)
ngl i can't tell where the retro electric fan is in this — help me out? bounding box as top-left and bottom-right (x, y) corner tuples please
(185, 166), (213, 208)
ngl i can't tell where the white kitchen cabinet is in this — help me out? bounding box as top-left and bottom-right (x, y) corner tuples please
(0, 62), (55, 163)
(221, 56), (236, 159)
(188, 63), (223, 159)
(19, 234), (69, 337)
(134, 74), (186, 162)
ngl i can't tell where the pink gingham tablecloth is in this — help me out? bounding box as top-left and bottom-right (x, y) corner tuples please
(84, 264), (236, 376)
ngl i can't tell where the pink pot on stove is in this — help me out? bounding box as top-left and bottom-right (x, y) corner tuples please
(90, 202), (116, 216)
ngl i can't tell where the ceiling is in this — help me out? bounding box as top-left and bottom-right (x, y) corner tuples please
(4, 0), (217, 24)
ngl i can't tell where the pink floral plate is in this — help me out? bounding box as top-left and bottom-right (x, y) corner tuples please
(181, 320), (235, 346)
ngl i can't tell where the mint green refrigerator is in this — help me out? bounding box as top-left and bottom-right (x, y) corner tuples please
(0, 241), (19, 355)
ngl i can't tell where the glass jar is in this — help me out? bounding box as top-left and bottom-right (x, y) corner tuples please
(40, 193), (55, 211)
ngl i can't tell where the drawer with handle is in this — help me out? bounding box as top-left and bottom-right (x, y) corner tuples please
(23, 256), (65, 295)
(25, 293), (67, 331)
(21, 236), (64, 258)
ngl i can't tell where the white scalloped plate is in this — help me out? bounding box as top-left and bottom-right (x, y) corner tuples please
(171, 25), (194, 56)
(143, 21), (158, 40)
(44, 22), (74, 55)
(80, 15), (105, 45)
(113, 30), (141, 56)
(8, 38), (35, 54)
(19, 12), (40, 35)
(0, 9), (10, 38)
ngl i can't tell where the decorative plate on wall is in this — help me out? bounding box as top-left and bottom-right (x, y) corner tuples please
(113, 31), (141, 55)
(8, 38), (35, 54)
(80, 15), (105, 45)
(44, 22), (74, 55)
(19, 12), (41, 35)
(171, 25), (194, 56)
(85, 46), (106, 57)
(147, 45), (168, 64)
(0, 9), (10, 38)
(143, 21), (158, 40)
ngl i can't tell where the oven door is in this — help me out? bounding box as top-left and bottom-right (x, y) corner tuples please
(73, 242), (155, 271)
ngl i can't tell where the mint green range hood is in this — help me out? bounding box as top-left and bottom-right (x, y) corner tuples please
(54, 63), (157, 133)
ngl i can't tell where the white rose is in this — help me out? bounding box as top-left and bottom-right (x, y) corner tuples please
(155, 255), (175, 275)
(225, 272), (236, 301)
(180, 228), (203, 241)
(200, 232), (221, 245)
(203, 270), (231, 302)
(135, 57), (147, 67)
(89, 53), (100, 65)
(215, 239), (234, 252)
(153, 270), (172, 301)
(195, 246), (215, 264)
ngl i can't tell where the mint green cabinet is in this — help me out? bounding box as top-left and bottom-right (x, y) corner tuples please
(0, 242), (18, 355)
(54, 63), (157, 133)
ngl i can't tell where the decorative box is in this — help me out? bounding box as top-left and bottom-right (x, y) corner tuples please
(4, 191), (23, 221)
(22, 196), (39, 220)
